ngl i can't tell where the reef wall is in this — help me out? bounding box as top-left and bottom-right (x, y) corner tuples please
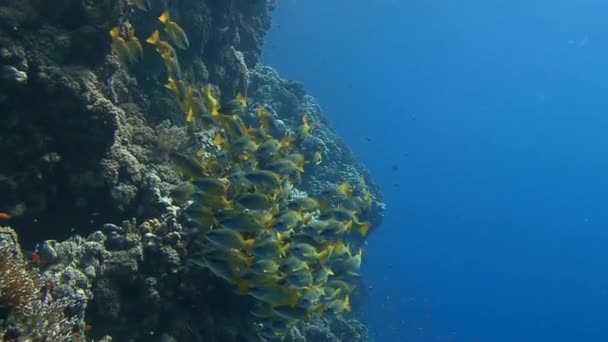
(0, 0), (384, 341)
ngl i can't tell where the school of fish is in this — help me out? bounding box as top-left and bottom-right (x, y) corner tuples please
(108, 2), (375, 339)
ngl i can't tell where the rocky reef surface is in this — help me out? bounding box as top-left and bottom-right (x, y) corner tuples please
(0, 0), (384, 341)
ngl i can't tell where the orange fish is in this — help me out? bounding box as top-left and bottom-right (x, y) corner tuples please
(31, 252), (41, 264)
(0, 212), (12, 220)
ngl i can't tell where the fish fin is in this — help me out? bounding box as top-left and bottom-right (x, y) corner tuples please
(280, 243), (290, 258)
(109, 27), (121, 38)
(158, 10), (170, 24)
(312, 303), (325, 317)
(359, 222), (370, 237)
(243, 238), (255, 253)
(318, 247), (332, 264)
(344, 220), (353, 232)
(344, 295), (351, 312)
(146, 30), (160, 45)
(186, 107), (195, 122)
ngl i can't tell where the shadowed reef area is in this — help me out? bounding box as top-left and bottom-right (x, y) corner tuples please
(0, 0), (384, 341)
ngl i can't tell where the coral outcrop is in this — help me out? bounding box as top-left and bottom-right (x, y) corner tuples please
(0, 0), (383, 341)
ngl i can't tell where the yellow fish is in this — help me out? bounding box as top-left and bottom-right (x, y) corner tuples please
(160, 48), (182, 80)
(158, 10), (190, 50)
(202, 85), (220, 116)
(109, 27), (130, 64)
(296, 114), (315, 140)
(125, 25), (143, 63)
(204, 228), (255, 251)
(146, 30), (176, 56)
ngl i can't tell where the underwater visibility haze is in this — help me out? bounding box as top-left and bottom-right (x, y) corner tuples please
(266, 0), (608, 341)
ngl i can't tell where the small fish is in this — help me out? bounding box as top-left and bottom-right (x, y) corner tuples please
(284, 269), (313, 287)
(312, 150), (323, 166)
(220, 93), (248, 115)
(146, 30), (177, 57)
(296, 114), (315, 140)
(191, 177), (228, 195)
(125, 25), (143, 63)
(182, 203), (216, 231)
(279, 256), (310, 274)
(271, 210), (302, 232)
(230, 136), (259, 160)
(169, 151), (206, 178)
(158, 10), (190, 50)
(234, 192), (275, 211)
(170, 181), (198, 204)
(233, 170), (283, 194)
(202, 85), (220, 116)
(160, 48), (182, 80)
(288, 197), (327, 212)
(127, 0), (151, 11)
(217, 211), (271, 233)
(319, 219), (353, 239)
(213, 114), (248, 136)
(251, 259), (280, 275)
(249, 303), (274, 319)
(0, 212), (12, 220)
(249, 285), (299, 307)
(267, 158), (304, 177)
(165, 77), (187, 105)
(189, 257), (239, 284)
(331, 249), (363, 276)
(313, 265), (334, 285)
(272, 305), (313, 320)
(146, 30), (181, 78)
(109, 27), (130, 64)
(235, 93), (247, 108)
(300, 286), (325, 308)
(290, 232), (321, 246)
(326, 295), (351, 314)
(252, 239), (290, 259)
(337, 181), (354, 197)
(184, 87), (206, 122)
(202, 248), (252, 271)
(257, 105), (279, 134)
(291, 243), (332, 263)
(204, 228), (255, 251)
(256, 138), (282, 162)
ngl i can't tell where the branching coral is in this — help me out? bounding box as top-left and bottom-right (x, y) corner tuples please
(0, 228), (79, 341)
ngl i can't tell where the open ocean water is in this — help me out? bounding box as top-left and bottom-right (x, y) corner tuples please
(265, 1), (608, 341)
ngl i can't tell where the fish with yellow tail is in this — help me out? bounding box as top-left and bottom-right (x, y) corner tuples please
(257, 105), (280, 135)
(296, 114), (315, 140)
(164, 77), (188, 112)
(202, 84), (221, 116)
(204, 228), (255, 251)
(109, 27), (131, 64)
(146, 30), (182, 79)
(220, 92), (248, 115)
(158, 10), (190, 50)
(145, 29), (176, 56)
(326, 294), (351, 314)
(124, 25), (143, 62)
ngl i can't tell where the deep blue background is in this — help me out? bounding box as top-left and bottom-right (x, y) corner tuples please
(264, 1), (608, 341)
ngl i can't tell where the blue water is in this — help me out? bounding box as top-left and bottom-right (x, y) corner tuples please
(264, 1), (608, 341)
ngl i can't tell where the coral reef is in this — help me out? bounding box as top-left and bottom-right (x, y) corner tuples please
(0, 0), (384, 341)
(0, 227), (83, 341)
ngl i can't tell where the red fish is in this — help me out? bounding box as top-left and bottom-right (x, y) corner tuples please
(0, 212), (12, 220)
